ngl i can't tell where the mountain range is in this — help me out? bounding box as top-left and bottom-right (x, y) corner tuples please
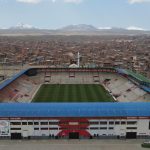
(0, 24), (149, 36)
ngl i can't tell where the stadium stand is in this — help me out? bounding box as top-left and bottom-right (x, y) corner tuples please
(0, 75), (39, 102)
(0, 67), (149, 102)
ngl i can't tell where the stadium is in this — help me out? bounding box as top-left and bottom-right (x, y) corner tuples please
(0, 67), (150, 139)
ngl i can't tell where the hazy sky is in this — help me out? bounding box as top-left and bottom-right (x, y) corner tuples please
(0, 0), (150, 30)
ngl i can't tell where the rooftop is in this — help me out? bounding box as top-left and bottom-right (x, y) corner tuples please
(0, 102), (150, 118)
(126, 69), (150, 83)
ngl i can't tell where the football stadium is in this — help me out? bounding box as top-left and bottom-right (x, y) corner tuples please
(0, 67), (150, 102)
(0, 67), (150, 139)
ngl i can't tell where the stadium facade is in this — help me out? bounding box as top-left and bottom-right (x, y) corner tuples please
(0, 103), (150, 139)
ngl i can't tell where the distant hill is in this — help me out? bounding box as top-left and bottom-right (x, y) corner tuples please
(0, 24), (150, 36)
(57, 25), (150, 36)
(59, 24), (98, 32)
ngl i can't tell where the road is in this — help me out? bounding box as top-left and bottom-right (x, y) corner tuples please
(0, 139), (146, 150)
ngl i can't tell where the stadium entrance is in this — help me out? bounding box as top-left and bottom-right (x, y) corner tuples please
(69, 132), (79, 139)
(126, 132), (137, 139)
(11, 133), (22, 139)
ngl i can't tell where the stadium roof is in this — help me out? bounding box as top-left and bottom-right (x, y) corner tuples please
(0, 103), (150, 118)
(0, 69), (30, 90)
(141, 85), (150, 93)
(116, 68), (150, 83)
(126, 70), (150, 83)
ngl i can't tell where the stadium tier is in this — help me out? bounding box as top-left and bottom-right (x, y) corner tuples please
(0, 103), (150, 139)
(0, 67), (149, 102)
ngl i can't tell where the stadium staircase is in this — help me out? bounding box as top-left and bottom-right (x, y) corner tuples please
(93, 72), (100, 84)
(44, 68), (51, 84)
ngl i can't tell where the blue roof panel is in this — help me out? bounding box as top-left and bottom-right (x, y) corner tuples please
(0, 103), (150, 118)
(0, 69), (29, 90)
(140, 85), (150, 93)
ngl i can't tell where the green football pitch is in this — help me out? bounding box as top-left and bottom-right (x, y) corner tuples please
(32, 84), (114, 102)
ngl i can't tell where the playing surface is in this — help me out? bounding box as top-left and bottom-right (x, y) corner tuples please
(32, 84), (114, 102)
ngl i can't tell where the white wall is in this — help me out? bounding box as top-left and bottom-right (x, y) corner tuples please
(7, 118), (150, 138)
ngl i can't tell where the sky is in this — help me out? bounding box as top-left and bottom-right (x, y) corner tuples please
(0, 0), (150, 30)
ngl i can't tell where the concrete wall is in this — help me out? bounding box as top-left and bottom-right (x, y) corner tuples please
(0, 118), (149, 139)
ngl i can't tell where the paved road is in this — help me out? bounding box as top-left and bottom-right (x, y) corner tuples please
(0, 139), (146, 150)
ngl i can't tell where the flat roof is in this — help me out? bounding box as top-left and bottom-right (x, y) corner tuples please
(0, 102), (150, 118)
(116, 68), (150, 83)
(0, 69), (30, 90)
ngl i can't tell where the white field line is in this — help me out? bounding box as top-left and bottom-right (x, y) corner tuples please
(30, 84), (42, 102)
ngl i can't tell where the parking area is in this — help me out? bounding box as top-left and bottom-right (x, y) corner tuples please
(0, 139), (146, 150)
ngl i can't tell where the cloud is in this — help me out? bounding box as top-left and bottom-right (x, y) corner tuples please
(128, 0), (150, 4)
(63, 0), (83, 3)
(126, 26), (145, 30)
(16, 0), (83, 4)
(15, 22), (34, 29)
(16, 0), (41, 4)
(51, 0), (83, 3)
(98, 27), (112, 30)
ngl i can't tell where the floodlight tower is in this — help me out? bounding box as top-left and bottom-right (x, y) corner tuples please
(77, 51), (81, 68)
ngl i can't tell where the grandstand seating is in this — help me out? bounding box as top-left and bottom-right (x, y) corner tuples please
(0, 70), (149, 102)
(0, 75), (39, 102)
(105, 78), (150, 102)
